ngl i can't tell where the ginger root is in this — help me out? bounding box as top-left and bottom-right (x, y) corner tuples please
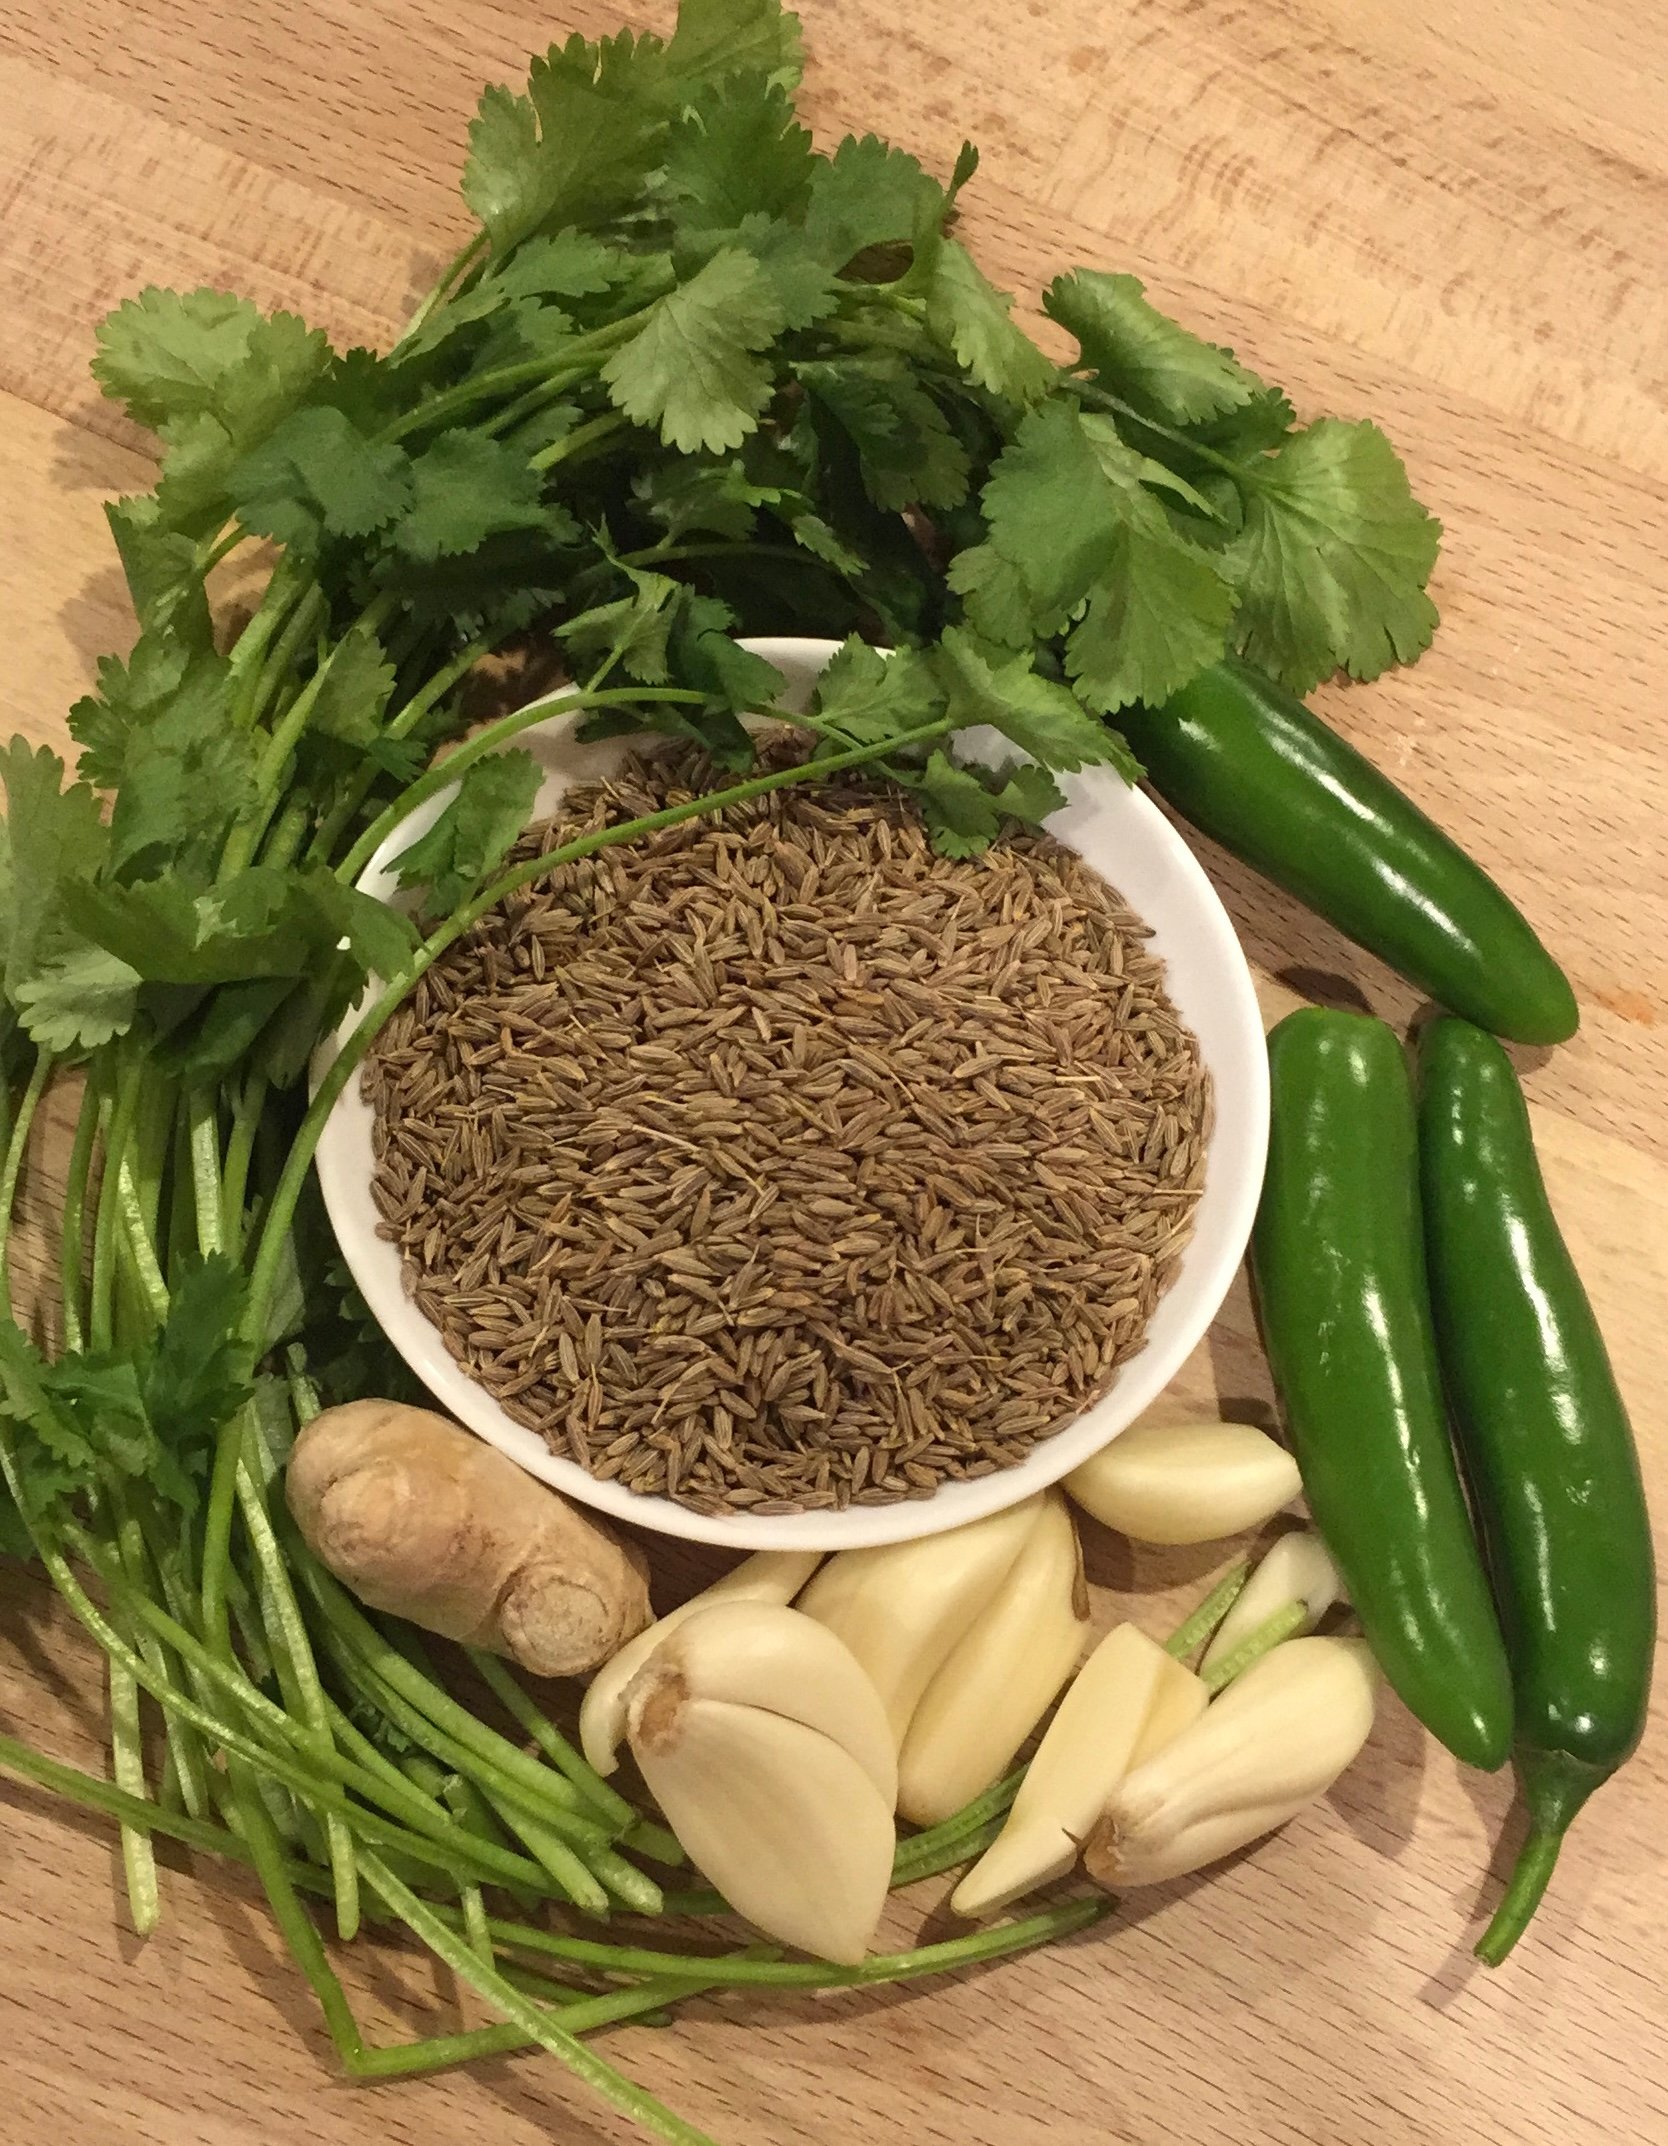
(286, 1401), (651, 1677)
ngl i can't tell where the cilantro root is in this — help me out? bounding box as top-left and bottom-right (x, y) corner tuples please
(0, 0), (1445, 2139)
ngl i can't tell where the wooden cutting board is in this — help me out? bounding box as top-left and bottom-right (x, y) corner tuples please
(2, 5), (1665, 2142)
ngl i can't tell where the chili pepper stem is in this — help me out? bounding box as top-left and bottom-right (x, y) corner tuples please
(1476, 1748), (1603, 1966)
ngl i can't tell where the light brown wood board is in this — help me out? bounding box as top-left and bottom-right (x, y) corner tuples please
(0, 4), (1665, 2142)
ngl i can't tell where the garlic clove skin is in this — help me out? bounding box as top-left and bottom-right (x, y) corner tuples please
(640, 1599), (897, 1807)
(896, 1491), (1088, 1827)
(627, 1690), (894, 1964)
(950, 1622), (1203, 1919)
(1065, 1420), (1301, 1545)
(797, 1496), (1045, 1745)
(579, 1549), (822, 1775)
(1200, 1528), (1346, 1675)
(1084, 1635), (1378, 1890)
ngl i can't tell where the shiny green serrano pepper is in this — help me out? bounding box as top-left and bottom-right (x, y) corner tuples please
(1417, 1017), (1656, 1963)
(1118, 662), (1579, 1046)
(1252, 1009), (1514, 1770)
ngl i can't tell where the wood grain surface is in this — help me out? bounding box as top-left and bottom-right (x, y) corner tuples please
(2, 4), (1666, 2142)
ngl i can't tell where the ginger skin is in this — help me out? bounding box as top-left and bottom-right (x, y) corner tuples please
(286, 1401), (651, 1677)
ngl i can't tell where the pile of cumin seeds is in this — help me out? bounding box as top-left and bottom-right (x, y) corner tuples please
(363, 744), (1211, 1515)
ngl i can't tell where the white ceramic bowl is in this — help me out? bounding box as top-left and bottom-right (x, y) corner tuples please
(315, 637), (1268, 1550)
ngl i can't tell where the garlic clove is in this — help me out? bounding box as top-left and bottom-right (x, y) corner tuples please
(896, 1492), (1088, 1827)
(1084, 1635), (1378, 1889)
(1065, 1419), (1301, 1545)
(797, 1496), (1045, 1745)
(627, 1690), (894, 1964)
(950, 1623), (1202, 1919)
(641, 1599), (897, 1807)
(1127, 1650), (1210, 1768)
(579, 1549), (822, 1775)
(1200, 1528), (1346, 1674)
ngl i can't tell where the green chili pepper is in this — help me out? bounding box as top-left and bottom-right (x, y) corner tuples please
(1417, 1016), (1655, 1963)
(1117, 662), (1578, 1045)
(1252, 1008), (1514, 1770)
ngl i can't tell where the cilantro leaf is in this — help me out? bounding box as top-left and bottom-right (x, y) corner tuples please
(722, 213), (836, 330)
(634, 454), (773, 541)
(462, 34), (666, 255)
(916, 749), (1003, 857)
(105, 497), (214, 649)
(990, 758), (1070, 824)
(669, 594), (785, 714)
(664, 75), (814, 229)
(309, 625), (398, 748)
(798, 356), (969, 510)
(1045, 270), (1262, 424)
(493, 230), (626, 301)
(15, 946), (140, 1056)
(968, 400), (1234, 708)
(229, 405), (412, 552)
(926, 242), (1053, 407)
(92, 289), (329, 432)
(558, 563), (681, 682)
(104, 654), (255, 882)
(392, 752), (542, 918)
(945, 542), (1035, 649)
(601, 248), (783, 454)
(811, 638), (945, 747)
(665, 0), (804, 90)
(1225, 417), (1442, 690)
(0, 742), (108, 1005)
(394, 431), (552, 561)
(145, 1255), (253, 1495)
(803, 135), (944, 274)
(934, 626), (1114, 772)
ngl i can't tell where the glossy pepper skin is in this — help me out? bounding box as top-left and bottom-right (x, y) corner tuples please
(1117, 661), (1579, 1045)
(1252, 1009), (1514, 1771)
(1417, 1017), (1656, 1962)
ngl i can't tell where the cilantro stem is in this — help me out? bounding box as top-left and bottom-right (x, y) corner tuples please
(529, 409), (630, 472)
(395, 231), (490, 349)
(57, 1076), (101, 1352)
(108, 1648), (161, 1935)
(1164, 1559), (1251, 1660)
(1063, 377), (1247, 481)
(379, 317), (639, 444)
(464, 1648), (649, 1841)
(619, 540), (815, 569)
(355, 1850), (723, 2146)
(89, 1055), (143, 1350)
(1198, 1598), (1308, 1693)
(0, 1049), (51, 1316)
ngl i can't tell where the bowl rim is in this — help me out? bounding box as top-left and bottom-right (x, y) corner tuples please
(314, 635), (1269, 1550)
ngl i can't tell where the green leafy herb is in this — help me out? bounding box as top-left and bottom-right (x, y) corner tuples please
(391, 752), (543, 918)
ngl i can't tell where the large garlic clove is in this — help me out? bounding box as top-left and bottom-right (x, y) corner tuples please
(1065, 1419), (1301, 1545)
(896, 1492), (1088, 1827)
(579, 1549), (822, 1775)
(797, 1497), (1044, 1745)
(1084, 1635), (1378, 1890)
(1200, 1528), (1346, 1674)
(627, 1689), (895, 1964)
(640, 1599), (897, 1807)
(951, 1622), (1203, 1919)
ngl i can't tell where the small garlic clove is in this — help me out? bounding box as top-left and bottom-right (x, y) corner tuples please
(897, 1491), (1088, 1827)
(638, 1599), (897, 1807)
(798, 1496), (1045, 1745)
(1200, 1528), (1346, 1674)
(1084, 1635), (1378, 1890)
(1066, 1420), (1301, 1545)
(579, 1549), (822, 1775)
(950, 1623), (1203, 1919)
(628, 1691), (894, 1964)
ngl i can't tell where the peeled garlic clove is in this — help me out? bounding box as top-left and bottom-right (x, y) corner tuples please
(897, 1492), (1088, 1827)
(798, 1496), (1044, 1745)
(627, 1688), (894, 1964)
(1084, 1635), (1378, 1890)
(644, 1599), (897, 1806)
(579, 1549), (822, 1775)
(951, 1623), (1202, 1919)
(1200, 1528), (1346, 1674)
(1065, 1420), (1301, 1545)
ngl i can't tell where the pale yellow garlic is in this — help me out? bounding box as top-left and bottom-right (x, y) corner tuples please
(1065, 1419), (1301, 1545)
(951, 1622), (1204, 1919)
(797, 1496), (1044, 1745)
(1200, 1528), (1346, 1675)
(579, 1549), (821, 1775)
(896, 1491), (1088, 1827)
(1084, 1635), (1378, 1889)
